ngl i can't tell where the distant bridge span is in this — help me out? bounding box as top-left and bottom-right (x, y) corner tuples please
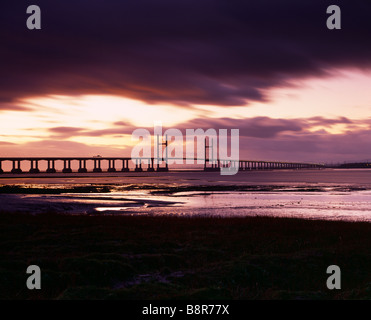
(0, 157), (324, 174)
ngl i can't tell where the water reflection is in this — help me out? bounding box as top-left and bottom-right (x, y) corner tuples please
(2, 169), (371, 221)
(1, 187), (371, 222)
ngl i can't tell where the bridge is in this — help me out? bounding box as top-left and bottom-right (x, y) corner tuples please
(0, 157), (324, 174)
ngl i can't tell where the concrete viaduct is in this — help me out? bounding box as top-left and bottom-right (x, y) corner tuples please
(0, 157), (324, 174)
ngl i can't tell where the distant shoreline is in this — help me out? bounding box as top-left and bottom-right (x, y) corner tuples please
(0, 182), (370, 194)
(1, 168), (371, 187)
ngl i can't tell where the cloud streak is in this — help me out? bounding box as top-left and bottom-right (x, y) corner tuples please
(2, 117), (369, 163)
(45, 116), (362, 139)
(1, 1), (371, 108)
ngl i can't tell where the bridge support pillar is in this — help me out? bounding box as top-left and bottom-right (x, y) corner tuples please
(134, 159), (143, 172)
(29, 160), (40, 173)
(11, 160), (22, 173)
(156, 159), (169, 172)
(62, 160), (72, 173)
(204, 160), (219, 171)
(46, 160), (56, 173)
(107, 159), (116, 172)
(147, 158), (155, 172)
(78, 160), (88, 173)
(241, 161), (244, 171)
(121, 159), (130, 172)
(93, 159), (102, 173)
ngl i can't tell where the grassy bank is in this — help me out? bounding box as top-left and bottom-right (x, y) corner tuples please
(1, 212), (371, 300)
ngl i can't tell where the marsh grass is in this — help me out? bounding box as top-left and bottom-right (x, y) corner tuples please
(1, 211), (371, 300)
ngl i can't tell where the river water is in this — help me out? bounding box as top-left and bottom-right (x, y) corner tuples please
(1, 169), (371, 222)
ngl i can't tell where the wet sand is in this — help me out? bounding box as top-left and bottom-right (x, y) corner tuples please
(1, 169), (371, 221)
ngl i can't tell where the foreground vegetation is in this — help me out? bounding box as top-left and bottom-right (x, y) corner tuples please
(1, 212), (371, 300)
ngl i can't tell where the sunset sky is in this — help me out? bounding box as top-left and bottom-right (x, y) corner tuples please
(1, 1), (371, 163)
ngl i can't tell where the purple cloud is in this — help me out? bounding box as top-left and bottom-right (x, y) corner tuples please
(1, 1), (371, 107)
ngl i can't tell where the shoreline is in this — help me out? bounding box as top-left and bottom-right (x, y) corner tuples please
(1, 183), (370, 193)
(1, 169), (371, 188)
(1, 181), (371, 222)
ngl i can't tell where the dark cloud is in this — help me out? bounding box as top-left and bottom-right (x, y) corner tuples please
(7, 119), (371, 163)
(307, 116), (353, 125)
(113, 121), (133, 127)
(1, 1), (371, 107)
(239, 130), (371, 163)
(47, 126), (134, 138)
(49, 126), (85, 135)
(176, 117), (304, 138)
(46, 116), (360, 140)
(48, 117), (303, 139)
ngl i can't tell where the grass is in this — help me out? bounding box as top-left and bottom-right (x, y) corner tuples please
(1, 211), (371, 300)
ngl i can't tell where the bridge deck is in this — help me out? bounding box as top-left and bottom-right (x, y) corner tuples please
(0, 157), (324, 174)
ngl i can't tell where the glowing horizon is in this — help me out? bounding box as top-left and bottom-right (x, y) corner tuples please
(0, 68), (370, 162)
